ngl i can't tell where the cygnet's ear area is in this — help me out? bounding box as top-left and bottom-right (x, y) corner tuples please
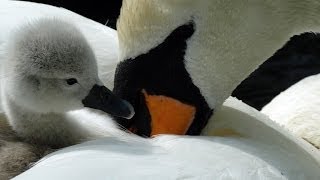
(113, 22), (213, 137)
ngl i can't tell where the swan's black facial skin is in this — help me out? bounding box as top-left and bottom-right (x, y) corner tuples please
(82, 84), (134, 119)
(113, 22), (213, 137)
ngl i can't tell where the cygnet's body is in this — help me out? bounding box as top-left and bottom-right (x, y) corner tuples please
(0, 18), (134, 179)
(1, 18), (134, 147)
(0, 114), (52, 179)
(3, 19), (90, 147)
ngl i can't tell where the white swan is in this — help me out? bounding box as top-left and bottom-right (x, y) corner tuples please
(14, 0), (320, 179)
(262, 74), (320, 149)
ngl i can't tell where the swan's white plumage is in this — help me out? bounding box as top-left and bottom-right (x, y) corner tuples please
(14, 98), (320, 180)
(262, 74), (320, 149)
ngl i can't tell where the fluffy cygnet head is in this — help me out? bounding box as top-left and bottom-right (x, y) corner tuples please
(2, 18), (134, 118)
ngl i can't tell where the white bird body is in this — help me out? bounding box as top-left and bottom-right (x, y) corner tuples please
(262, 74), (320, 149)
(0, 0), (320, 179)
(14, 98), (320, 180)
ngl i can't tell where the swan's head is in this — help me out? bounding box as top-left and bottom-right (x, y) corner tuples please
(3, 18), (134, 118)
(113, 0), (215, 136)
(114, 0), (269, 136)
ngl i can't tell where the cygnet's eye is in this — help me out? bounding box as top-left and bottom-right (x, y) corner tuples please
(66, 78), (78, 85)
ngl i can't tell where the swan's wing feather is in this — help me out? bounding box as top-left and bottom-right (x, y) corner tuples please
(14, 136), (287, 180)
(14, 99), (320, 179)
(261, 74), (320, 148)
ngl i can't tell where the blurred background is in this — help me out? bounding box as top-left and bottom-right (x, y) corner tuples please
(23, 0), (320, 110)
(23, 0), (122, 29)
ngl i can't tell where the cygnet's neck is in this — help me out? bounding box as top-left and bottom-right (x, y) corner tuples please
(2, 94), (92, 148)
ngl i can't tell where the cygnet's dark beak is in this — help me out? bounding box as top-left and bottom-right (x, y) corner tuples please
(82, 85), (134, 119)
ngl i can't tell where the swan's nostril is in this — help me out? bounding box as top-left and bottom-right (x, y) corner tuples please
(66, 78), (78, 85)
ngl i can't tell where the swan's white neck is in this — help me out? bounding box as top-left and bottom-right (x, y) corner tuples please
(118, 0), (320, 108)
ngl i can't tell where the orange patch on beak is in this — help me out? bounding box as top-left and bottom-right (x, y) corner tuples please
(143, 91), (196, 136)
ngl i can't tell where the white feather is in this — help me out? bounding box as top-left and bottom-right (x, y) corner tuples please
(14, 98), (320, 180)
(262, 74), (320, 149)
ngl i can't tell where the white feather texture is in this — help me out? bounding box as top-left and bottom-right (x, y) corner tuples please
(262, 74), (320, 149)
(14, 97), (320, 180)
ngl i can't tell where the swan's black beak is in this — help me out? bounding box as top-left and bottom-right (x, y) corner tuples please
(82, 85), (134, 119)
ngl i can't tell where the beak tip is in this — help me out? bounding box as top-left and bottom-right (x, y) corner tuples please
(122, 100), (135, 119)
(82, 85), (135, 119)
